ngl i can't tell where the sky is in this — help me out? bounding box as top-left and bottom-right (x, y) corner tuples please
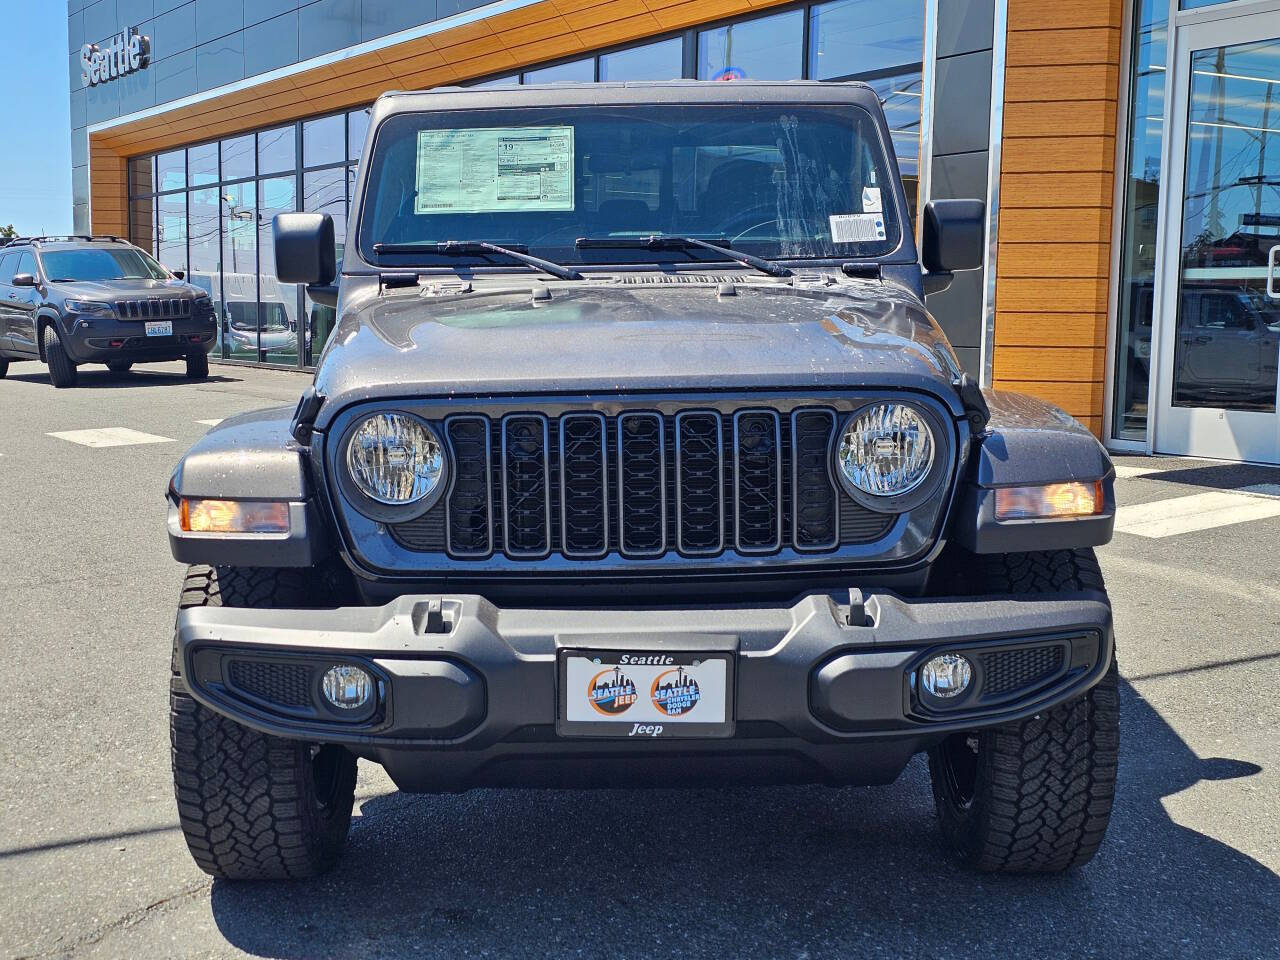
(0, 1), (73, 236)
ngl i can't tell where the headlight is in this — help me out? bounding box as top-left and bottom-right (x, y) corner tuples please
(836, 402), (935, 498)
(345, 413), (445, 506)
(65, 299), (114, 316)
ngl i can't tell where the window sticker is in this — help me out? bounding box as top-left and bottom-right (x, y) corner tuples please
(861, 186), (882, 213)
(829, 213), (886, 243)
(414, 126), (574, 215)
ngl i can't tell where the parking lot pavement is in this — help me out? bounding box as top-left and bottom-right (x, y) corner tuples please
(1, 362), (1277, 959)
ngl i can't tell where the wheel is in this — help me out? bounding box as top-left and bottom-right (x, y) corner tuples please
(106, 360), (133, 373)
(170, 566), (357, 880)
(0, 358), (8, 378)
(41, 325), (77, 388)
(928, 549), (1119, 873)
(185, 350), (209, 380)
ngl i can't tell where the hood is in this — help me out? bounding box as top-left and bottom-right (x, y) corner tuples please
(54, 278), (199, 300)
(312, 275), (965, 425)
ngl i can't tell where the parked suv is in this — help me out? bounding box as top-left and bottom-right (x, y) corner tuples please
(166, 82), (1118, 880)
(0, 236), (216, 387)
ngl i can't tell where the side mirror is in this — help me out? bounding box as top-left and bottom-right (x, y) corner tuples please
(11, 272), (36, 287)
(921, 200), (985, 292)
(274, 212), (336, 286)
(171, 269), (185, 280)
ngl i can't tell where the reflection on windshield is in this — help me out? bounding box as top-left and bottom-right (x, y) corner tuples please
(360, 103), (898, 267)
(40, 248), (168, 282)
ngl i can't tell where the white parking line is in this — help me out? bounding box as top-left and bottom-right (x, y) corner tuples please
(47, 427), (175, 448)
(195, 419), (223, 426)
(1115, 490), (1280, 538)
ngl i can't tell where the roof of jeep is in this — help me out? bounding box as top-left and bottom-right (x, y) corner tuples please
(369, 79), (881, 116)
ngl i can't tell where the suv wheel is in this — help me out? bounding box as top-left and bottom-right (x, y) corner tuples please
(170, 566), (357, 880)
(185, 351), (209, 380)
(106, 360), (133, 373)
(927, 549), (1119, 872)
(42, 325), (78, 388)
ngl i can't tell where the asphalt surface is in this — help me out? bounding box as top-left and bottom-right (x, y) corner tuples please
(1, 359), (1277, 959)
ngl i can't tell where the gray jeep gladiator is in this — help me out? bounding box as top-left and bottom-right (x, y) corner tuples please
(167, 81), (1118, 880)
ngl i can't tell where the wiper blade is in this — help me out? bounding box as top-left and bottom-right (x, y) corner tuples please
(575, 234), (791, 278)
(372, 240), (582, 281)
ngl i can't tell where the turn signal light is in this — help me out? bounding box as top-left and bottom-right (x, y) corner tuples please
(994, 480), (1104, 521)
(179, 498), (290, 534)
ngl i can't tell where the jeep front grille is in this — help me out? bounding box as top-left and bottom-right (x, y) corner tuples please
(393, 407), (894, 560)
(115, 296), (192, 320)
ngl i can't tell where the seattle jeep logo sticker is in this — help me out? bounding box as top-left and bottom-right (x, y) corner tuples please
(587, 666), (637, 716)
(649, 667), (702, 717)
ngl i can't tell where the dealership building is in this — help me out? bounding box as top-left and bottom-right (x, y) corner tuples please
(66, 0), (1280, 462)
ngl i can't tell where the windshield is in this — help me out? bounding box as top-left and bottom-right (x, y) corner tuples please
(358, 103), (901, 268)
(40, 248), (169, 282)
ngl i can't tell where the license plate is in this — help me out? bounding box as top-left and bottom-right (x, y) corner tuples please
(557, 649), (734, 739)
(144, 321), (172, 337)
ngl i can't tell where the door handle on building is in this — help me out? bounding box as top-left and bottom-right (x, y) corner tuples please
(1269, 245), (1280, 300)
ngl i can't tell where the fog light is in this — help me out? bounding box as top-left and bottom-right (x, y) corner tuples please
(322, 665), (373, 710)
(921, 654), (972, 699)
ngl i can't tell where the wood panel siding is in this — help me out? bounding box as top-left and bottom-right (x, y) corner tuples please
(85, 0), (800, 230)
(992, 0), (1124, 436)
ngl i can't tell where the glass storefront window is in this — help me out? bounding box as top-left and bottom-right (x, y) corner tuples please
(156, 193), (187, 273)
(221, 181), (258, 360)
(599, 38), (683, 81)
(258, 126), (296, 176)
(809, 0), (924, 81)
(258, 176), (300, 365)
(1112, 0), (1169, 440)
(469, 75), (519, 88)
(189, 142), (218, 187)
(156, 150), (185, 192)
(524, 58), (594, 84)
(221, 134), (255, 182)
(348, 109), (371, 162)
(188, 187), (222, 354)
(304, 114), (346, 168)
(303, 166), (348, 365)
(698, 10), (804, 81)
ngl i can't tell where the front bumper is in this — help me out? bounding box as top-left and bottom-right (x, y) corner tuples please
(175, 590), (1112, 792)
(63, 314), (216, 363)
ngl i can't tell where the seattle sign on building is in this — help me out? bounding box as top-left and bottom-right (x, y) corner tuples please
(81, 28), (150, 87)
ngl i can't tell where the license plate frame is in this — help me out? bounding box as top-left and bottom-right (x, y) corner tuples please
(556, 639), (736, 739)
(144, 320), (173, 337)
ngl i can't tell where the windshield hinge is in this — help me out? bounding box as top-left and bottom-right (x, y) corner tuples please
(291, 387), (324, 445)
(840, 262), (882, 280)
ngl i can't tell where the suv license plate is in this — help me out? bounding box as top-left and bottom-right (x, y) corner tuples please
(557, 650), (734, 739)
(145, 321), (172, 337)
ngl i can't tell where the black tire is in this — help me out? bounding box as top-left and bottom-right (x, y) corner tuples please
(106, 360), (133, 373)
(928, 548), (1119, 873)
(0, 358), (8, 378)
(186, 350), (209, 379)
(170, 565), (357, 880)
(42, 325), (77, 388)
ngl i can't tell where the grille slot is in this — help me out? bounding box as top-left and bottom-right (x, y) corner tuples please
(733, 410), (783, 553)
(617, 413), (666, 557)
(675, 411), (724, 555)
(445, 416), (492, 557)
(791, 409), (839, 551)
(228, 660), (312, 708)
(389, 405), (897, 560)
(981, 645), (1065, 697)
(501, 415), (551, 558)
(559, 413), (609, 557)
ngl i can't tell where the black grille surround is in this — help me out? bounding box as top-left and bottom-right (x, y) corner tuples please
(326, 393), (961, 576)
(115, 296), (193, 320)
